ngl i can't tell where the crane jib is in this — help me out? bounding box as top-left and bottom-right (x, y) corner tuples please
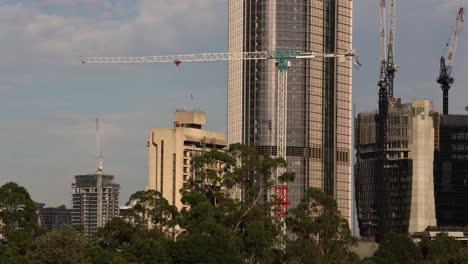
(81, 50), (355, 64)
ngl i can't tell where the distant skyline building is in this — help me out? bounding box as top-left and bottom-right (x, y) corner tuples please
(434, 114), (468, 226)
(71, 173), (120, 239)
(228, 1), (353, 220)
(37, 204), (71, 230)
(146, 110), (226, 211)
(355, 99), (437, 238)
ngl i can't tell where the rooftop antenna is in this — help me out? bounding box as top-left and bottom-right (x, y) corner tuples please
(96, 118), (103, 228)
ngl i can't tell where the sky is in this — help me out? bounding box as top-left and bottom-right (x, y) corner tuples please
(1, 0), (468, 207)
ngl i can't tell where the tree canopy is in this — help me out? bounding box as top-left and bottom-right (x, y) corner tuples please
(2, 145), (462, 263)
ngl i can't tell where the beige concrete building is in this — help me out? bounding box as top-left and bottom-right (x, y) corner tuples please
(146, 110), (226, 210)
(355, 99), (436, 237)
(228, 1), (353, 221)
(408, 100), (437, 233)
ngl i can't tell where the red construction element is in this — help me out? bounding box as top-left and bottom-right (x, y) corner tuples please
(274, 184), (290, 218)
(174, 59), (182, 67)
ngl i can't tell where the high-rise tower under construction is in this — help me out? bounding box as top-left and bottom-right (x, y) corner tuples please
(228, 0), (353, 221)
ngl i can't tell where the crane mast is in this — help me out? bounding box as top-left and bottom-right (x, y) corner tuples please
(379, 0), (387, 84)
(437, 7), (464, 115)
(378, 0), (388, 154)
(96, 118), (103, 228)
(386, 0), (398, 98)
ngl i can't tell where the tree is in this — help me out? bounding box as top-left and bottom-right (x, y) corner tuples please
(419, 232), (464, 263)
(175, 144), (293, 264)
(83, 244), (130, 264)
(285, 188), (359, 264)
(26, 225), (86, 264)
(367, 232), (422, 264)
(120, 233), (173, 264)
(95, 217), (138, 251)
(0, 182), (42, 254)
(126, 190), (179, 234)
(0, 243), (27, 264)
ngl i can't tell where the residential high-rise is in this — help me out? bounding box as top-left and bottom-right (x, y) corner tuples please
(146, 110), (226, 211)
(71, 174), (120, 239)
(355, 100), (437, 238)
(433, 114), (468, 226)
(228, 1), (353, 220)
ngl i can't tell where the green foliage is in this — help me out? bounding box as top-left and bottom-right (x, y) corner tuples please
(371, 233), (423, 264)
(126, 190), (179, 233)
(26, 225), (86, 264)
(364, 231), (468, 264)
(95, 217), (137, 251)
(419, 233), (465, 263)
(120, 234), (172, 264)
(0, 243), (27, 264)
(178, 144), (291, 263)
(285, 188), (359, 264)
(0, 145), (365, 264)
(0, 182), (40, 251)
(83, 244), (116, 264)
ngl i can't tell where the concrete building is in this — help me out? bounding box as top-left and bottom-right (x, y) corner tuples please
(37, 204), (72, 230)
(355, 99), (437, 238)
(434, 114), (468, 226)
(71, 174), (120, 239)
(228, 0), (353, 220)
(146, 110), (226, 210)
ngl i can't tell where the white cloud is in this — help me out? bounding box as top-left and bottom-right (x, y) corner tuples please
(0, 0), (225, 67)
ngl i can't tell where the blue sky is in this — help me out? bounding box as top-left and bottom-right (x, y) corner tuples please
(1, 0), (468, 206)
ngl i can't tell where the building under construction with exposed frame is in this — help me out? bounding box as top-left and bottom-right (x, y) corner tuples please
(355, 99), (437, 239)
(71, 173), (120, 239)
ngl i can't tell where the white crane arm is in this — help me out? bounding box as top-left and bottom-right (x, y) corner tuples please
(447, 7), (464, 70)
(82, 51), (268, 64)
(82, 50), (356, 64)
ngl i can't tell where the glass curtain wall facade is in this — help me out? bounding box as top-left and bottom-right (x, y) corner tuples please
(434, 115), (468, 226)
(228, 0), (353, 221)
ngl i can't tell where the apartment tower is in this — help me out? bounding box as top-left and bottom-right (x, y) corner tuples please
(228, 1), (353, 220)
(71, 174), (120, 239)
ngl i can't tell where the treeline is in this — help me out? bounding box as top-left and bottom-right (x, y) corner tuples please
(0, 144), (466, 263)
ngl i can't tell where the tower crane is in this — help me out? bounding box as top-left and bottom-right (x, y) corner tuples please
(82, 50), (355, 177)
(82, 49), (356, 220)
(386, 0), (398, 98)
(378, 0), (388, 154)
(437, 7), (464, 115)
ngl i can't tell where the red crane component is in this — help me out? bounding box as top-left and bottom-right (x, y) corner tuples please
(174, 59), (182, 67)
(274, 184), (290, 218)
